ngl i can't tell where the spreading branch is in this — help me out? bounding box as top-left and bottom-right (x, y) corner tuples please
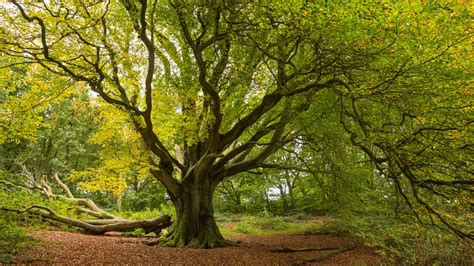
(0, 171), (172, 235)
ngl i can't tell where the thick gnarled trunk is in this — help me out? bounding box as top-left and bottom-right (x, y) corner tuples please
(165, 177), (225, 248)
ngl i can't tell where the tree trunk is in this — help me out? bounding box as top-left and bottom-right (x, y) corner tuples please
(165, 177), (225, 248)
(278, 182), (288, 213)
(235, 193), (242, 213)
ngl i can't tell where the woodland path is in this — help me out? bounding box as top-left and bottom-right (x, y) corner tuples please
(15, 230), (381, 265)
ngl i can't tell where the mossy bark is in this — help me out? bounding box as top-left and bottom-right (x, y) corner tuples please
(165, 177), (225, 248)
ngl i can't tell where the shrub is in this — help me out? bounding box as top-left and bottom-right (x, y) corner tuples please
(235, 215), (289, 234)
(235, 220), (260, 234)
(317, 218), (352, 235)
(329, 213), (472, 265)
(0, 218), (33, 263)
(128, 208), (162, 220)
(356, 221), (472, 264)
(214, 212), (234, 223)
(114, 203), (175, 221)
(257, 216), (289, 230)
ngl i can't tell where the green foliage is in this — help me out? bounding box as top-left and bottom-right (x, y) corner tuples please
(120, 228), (157, 237)
(158, 203), (176, 220)
(116, 208), (161, 221)
(0, 218), (33, 263)
(213, 212), (234, 223)
(115, 203), (175, 221)
(217, 214), (320, 237)
(68, 103), (150, 198)
(121, 180), (169, 212)
(258, 216), (289, 231)
(122, 228), (146, 237)
(235, 218), (260, 235)
(0, 171), (88, 230)
(335, 213), (473, 264)
(235, 215), (289, 234)
(0, 192), (43, 226)
(316, 218), (352, 236)
(0, 0), (471, 252)
(0, 61), (76, 144)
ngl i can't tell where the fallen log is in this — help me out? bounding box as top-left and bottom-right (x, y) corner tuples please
(0, 205), (172, 235)
(1, 171), (172, 236)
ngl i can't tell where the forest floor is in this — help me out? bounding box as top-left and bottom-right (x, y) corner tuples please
(14, 226), (381, 265)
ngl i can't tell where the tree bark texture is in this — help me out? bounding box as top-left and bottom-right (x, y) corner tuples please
(165, 177), (225, 248)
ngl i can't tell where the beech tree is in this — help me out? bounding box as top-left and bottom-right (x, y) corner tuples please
(1, 1), (472, 247)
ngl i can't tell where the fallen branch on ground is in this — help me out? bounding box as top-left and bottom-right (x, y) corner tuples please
(0, 205), (172, 235)
(0, 170), (172, 235)
(271, 246), (341, 253)
(292, 244), (356, 265)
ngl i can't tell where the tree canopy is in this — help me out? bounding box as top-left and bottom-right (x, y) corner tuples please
(0, 0), (472, 250)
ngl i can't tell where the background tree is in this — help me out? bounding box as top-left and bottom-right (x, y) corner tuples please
(0, 86), (172, 235)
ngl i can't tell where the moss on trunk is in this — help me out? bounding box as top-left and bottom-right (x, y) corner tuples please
(165, 178), (225, 248)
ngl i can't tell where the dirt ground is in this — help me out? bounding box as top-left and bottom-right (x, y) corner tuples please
(15, 231), (381, 265)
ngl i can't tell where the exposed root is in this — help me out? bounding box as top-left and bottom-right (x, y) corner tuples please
(163, 224), (227, 248)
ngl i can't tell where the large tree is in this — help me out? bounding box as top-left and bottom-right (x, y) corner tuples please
(1, 1), (472, 247)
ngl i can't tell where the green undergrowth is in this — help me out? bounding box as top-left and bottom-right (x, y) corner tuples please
(121, 228), (158, 237)
(114, 208), (162, 221)
(315, 213), (473, 265)
(217, 213), (322, 237)
(113, 204), (176, 221)
(348, 214), (473, 265)
(0, 219), (36, 263)
(216, 213), (472, 265)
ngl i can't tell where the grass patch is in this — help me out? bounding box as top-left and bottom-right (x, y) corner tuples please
(218, 225), (242, 238)
(217, 214), (323, 237)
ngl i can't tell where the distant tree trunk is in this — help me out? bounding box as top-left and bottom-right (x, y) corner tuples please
(234, 193), (242, 213)
(277, 182), (288, 213)
(288, 186), (296, 210)
(116, 193), (123, 211)
(265, 190), (272, 213)
(285, 173), (297, 210)
(165, 177), (225, 248)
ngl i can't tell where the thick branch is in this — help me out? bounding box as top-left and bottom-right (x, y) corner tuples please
(0, 205), (172, 235)
(53, 173), (74, 198)
(174, 4), (224, 151)
(150, 167), (178, 197)
(212, 120), (282, 172)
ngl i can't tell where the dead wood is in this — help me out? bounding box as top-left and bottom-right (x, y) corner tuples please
(271, 246), (340, 253)
(0, 205), (172, 235)
(0, 169), (172, 235)
(292, 244), (356, 265)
